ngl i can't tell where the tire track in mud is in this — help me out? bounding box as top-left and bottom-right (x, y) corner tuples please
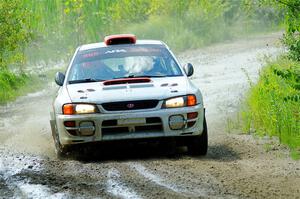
(126, 162), (210, 197)
(100, 161), (189, 199)
(127, 162), (184, 194)
(106, 168), (141, 199)
(126, 161), (239, 199)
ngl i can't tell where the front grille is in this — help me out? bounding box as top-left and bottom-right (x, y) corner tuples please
(102, 100), (159, 111)
(102, 127), (129, 134)
(102, 120), (117, 126)
(135, 125), (162, 132)
(101, 117), (163, 136)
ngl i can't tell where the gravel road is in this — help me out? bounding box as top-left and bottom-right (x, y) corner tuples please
(0, 32), (299, 199)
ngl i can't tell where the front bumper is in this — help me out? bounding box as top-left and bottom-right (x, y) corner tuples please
(54, 104), (204, 145)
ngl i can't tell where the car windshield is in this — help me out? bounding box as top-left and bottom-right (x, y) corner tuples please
(67, 44), (183, 84)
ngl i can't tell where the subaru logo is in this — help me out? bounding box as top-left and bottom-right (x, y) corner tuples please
(126, 103), (135, 109)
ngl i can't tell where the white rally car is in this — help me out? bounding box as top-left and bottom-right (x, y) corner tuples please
(50, 34), (207, 157)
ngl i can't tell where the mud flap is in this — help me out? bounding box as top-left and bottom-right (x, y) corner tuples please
(50, 120), (56, 139)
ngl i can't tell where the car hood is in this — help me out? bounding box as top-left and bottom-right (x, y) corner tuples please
(66, 76), (190, 103)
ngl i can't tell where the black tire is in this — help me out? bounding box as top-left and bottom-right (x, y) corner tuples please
(187, 115), (208, 156)
(53, 124), (70, 159)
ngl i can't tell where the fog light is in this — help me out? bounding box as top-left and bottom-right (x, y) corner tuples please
(187, 112), (198, 120)
(64, 121), (75, 127)
(169, 115), (185, 130)
(79, 121), (95, 136)
(187, 121), (196, 128)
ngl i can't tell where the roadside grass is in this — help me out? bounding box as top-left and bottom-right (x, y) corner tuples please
(0, 70), (40, 104)
(0, 67), (60, 104)
(240, 57), (300, 159)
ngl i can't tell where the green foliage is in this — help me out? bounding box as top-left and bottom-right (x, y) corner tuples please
(110, 0), (151, 23)
(259, 0), (300, 60)
(242, 58), (300, 157)
(0, 68), (48, 104)
(22, 0), (283, 62)
(0, 0), (32, 69)
(0, 69), (27, 103)
(0, 0), (285, 103)
(241, 0), (300, 158)
(275, 0), (300, 61)
(284, 32), (300, 61)
(0, 0), (35, 103)
(23, 0), (118, 62)
(123, 1), (234, 51)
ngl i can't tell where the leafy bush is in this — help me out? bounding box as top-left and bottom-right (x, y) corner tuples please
(283, 33), (300, 61)
(0, 0), (32, 69)
(281, 0), (300, 61)
(260, 0), (300, 61)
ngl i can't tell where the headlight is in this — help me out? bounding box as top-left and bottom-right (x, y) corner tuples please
(163, 95), (197, 108)
(63, 104), (98, 115)
(165, 97), (185, 108)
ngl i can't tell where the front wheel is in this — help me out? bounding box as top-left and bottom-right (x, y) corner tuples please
(53, 124), (70, 159)
(187, 116), (208, 156)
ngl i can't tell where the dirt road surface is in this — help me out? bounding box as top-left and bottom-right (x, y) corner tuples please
(1, 33), (299, 199)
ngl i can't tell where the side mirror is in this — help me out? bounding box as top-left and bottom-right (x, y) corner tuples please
(55, 72), (65, 86)
(183, 63), (194, 77)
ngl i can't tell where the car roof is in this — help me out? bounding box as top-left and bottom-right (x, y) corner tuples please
(78, 40), (165, 51)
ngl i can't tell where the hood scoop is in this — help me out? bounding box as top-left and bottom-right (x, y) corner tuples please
(103, 78), (151, 86)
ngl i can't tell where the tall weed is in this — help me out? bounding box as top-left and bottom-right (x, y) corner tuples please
(242, 57), (300, 157)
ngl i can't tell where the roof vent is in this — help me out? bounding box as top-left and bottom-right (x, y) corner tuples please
(104, 34), (136, 45)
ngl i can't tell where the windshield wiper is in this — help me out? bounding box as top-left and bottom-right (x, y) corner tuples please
(115, 75), (167, 79)
(135, 75), (167, 78)
(68, 78), (104, 84)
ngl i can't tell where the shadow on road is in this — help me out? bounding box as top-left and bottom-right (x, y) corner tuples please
(206, 144), (240, 162)
(68, 140), (182, 162)
(65, 140), (240, 163)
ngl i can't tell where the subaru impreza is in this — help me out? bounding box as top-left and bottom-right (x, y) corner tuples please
(50, 34), (207, 157)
